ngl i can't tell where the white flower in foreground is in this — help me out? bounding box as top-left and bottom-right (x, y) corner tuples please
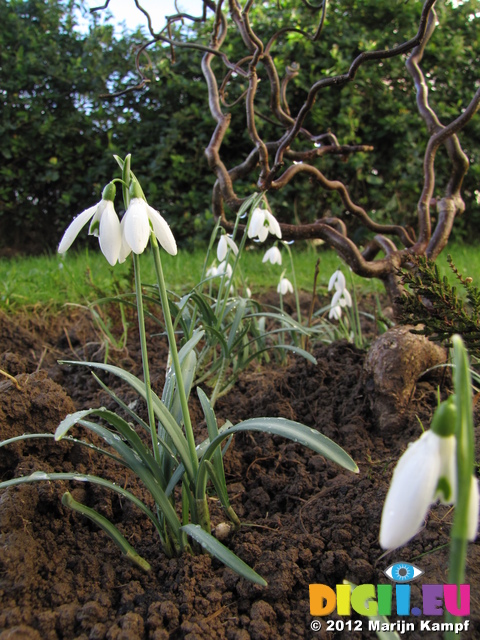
(262, 246), (282, 266)
(58, 183), (122, 266)
(248, 207), (282, 242)
(217, 234), (239, 262)
(380, 431), (445, 549)
(120, 197), (177, 260)
(277, 277), (294, 295)
(379, 430), (458, 550)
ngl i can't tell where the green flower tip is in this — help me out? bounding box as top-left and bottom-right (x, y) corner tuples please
(102, 182), (116, 202)
(129, 179), (145, 201)
(431, 396), (457, 438)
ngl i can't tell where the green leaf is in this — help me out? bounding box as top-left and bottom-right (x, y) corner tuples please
(62, 491), (151, 571)
(0, 471), (166, 545)
(201, 417), (358, 476)
(58, 361), (194, 481)
(181, 524), (267, 586)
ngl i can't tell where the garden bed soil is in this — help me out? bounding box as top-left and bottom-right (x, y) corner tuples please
(0, 306), (479, 640)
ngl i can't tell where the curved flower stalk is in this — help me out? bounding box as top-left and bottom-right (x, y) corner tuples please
(58, 183), (122, 266)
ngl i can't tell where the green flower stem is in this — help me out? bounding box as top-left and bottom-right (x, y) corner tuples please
(133, 253), (161, 465)
(282, 242), (302, 326)
(445, 335), (475, 639)
(151, 236), (199, 474)
(215, 192), (264, 323)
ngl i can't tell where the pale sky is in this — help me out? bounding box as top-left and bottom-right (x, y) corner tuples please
(79, 0), (205, 33)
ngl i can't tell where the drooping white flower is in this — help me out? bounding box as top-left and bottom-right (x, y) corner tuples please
(327, 269), (352, 321)
(328, 269), (346, 292)
(206, 263), (219, 278)
(277, 277), (294, 295)
(217, 234), (239, 262)
(262, 246), (282, 265)
(248, 207), (282, 242)
(380, 430), (457, 550)
(217, 260), (233, 279)
(328, 304), (342, 321)
(58, 183), (122, 266)
(120, 197), (177, 260)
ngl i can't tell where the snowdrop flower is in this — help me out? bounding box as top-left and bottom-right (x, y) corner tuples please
(217, 260), (233, 279)
(277, 277), (294, 295)
(248, 207), (282, 242)
(217, 234), (239, 262)
(328, 304), (342, 321)
(380, 430), (456, 550)
(206, 263), (219, 278)
(327, 269), (352, 321)
(58, 183), (122, 266)
(262, 246), (282, 266)
(120, 196), (177, 261)
(328, 269), (346, 293)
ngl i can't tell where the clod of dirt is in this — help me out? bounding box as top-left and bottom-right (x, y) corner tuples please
(363, 325), (447, 433)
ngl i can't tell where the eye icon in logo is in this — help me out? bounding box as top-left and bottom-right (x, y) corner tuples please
(384, 562), (424, 583)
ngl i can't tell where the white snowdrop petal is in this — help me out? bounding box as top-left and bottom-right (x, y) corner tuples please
(248, 208), (265, 238)
(147, 205), (177, 256)
(328, 271), (338, 292)
(265, 211), (282, 238)
(342, 288), (352, 307)
(329, 305), (342, 320)
(331, 289), (343, 308)
(217, 235), (228, 262)
(334, 270), (346, 291)
(58, 205), (98, 254)
(226, 236), (239, 256)
(98, 202), (122, 266)
(123, 198), (150, 254)
(380, 431), (442, 550)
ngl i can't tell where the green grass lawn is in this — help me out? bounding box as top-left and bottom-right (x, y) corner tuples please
(0, 241), (477, 312)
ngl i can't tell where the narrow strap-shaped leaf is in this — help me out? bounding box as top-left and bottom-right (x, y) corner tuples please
(62, 492), (151, 571)
(204, 460), (240, 527)
(181, 524), (267, 586)
(56, 408), (168, 488)
(76, 419), (182, 540)
(196, 388), (229, 503)
(1, 432), (126, 466)
(91, 373), (151, 434)
(0, 471), (167, 545)
(58, 361), (194, 481)
(197, 417), (358, 494)
(170, 350), (197, 425)
(163, 329), (204, 407)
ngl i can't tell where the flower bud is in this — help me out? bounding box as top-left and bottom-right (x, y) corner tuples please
(101, 182), (116, 202)
(431, 396), (457, 438)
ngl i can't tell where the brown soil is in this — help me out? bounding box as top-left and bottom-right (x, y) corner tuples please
(0, 306), (479, 640)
